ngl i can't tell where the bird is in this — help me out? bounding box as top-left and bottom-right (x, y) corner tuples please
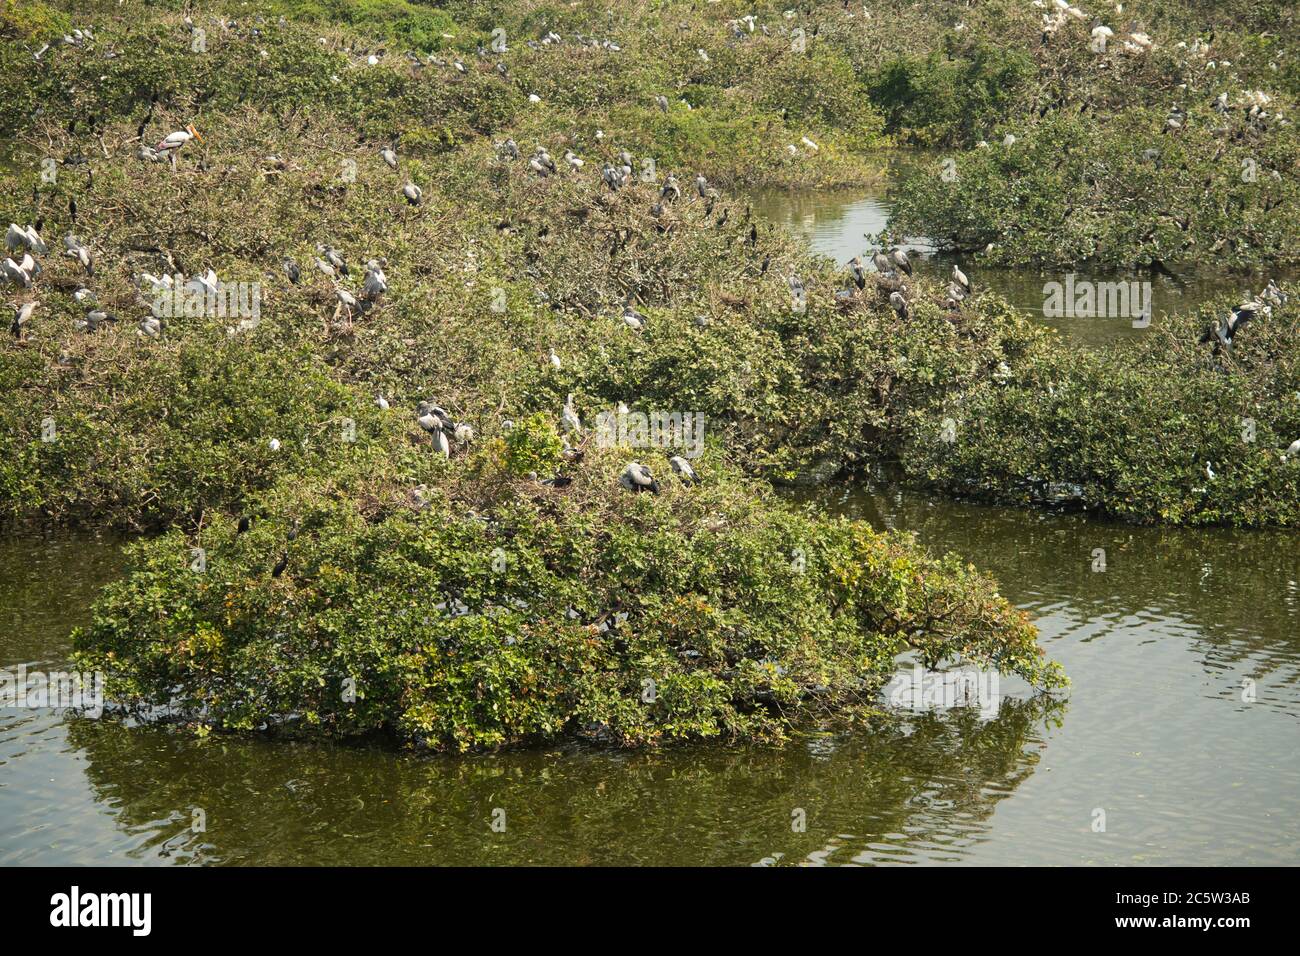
(619, 462), (660, 494)
(155, 124), (203, 168)
(890, 248), (913, 276)
(563, 150), (584, 171)
(362, 260), (387, 300)
(335, 287), (358, 312)
(137, 316), (162, 338)
(10, 301), (36, 340)
(661, 176), (681, 202)
(669, 456), (697, 484)
(622, 304), (646, 331)
(402, 182), (422, 205)
(318, 244), (349, 276)
(951, 264), (970, 294)
(453, 423), (474, 444)
(1205, 461), (1217, 481)
(63, 235), (93, 274)
(695, 174), (709, 199)
(76, 309), (116, 333)
(1199, 300), (1261, 351)
(848, 256), (867, 290)
(379, 146), (398, 168)
(271, 552), (289, 578)
(1281, 439), (1300, 463)
(376, 395), (390, 410)
(548, 349), (562, 370)
(890, 291), (910, 321)
(561, 394), (581, 433)
(871, 251), (892, 276)
(284, 258), (301, 284)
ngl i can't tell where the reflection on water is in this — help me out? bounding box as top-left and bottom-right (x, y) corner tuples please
(749, 170), (1298, 350)
(3, 504), (1298, 864)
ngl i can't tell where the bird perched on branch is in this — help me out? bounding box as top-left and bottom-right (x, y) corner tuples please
(619, 462), (660, 494)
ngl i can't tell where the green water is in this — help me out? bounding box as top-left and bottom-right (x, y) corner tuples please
(3, 485), (1298, 865)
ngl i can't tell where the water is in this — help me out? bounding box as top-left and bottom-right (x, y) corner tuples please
(749, 171), (1298, 349)
(3, 183), (1299, 867)
(3, 489), (1298, 866)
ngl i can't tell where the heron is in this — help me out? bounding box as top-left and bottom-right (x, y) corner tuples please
(622, 304), (646, 331)
(871, 251), (892, 275)
(402, 182), (422, 205)
(379, 146), (398, 169)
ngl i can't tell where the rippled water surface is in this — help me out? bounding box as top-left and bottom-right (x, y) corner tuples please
(3, 489), (1298, 866)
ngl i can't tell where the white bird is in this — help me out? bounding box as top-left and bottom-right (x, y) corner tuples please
(376, 395), (390, 410)
(379, 146), (398, 168)
(402, 182), (422, 205)
(548, 349), (562, 370)
(269, 438), (281, 451)
(669, 455), (697, 484)
(453, 423), (474, 444)
(137, 316), (162, 338)
(155, 124), (203, 169)
(432, 429), (450, 457)
(561, 394), (581, 434)
(622, 305), (645, 331)
(3, 257), (33, 287)
(1205, 462), (1217, 481)
(1281, 440), (1300, 463)
(951, 264), (970, 294)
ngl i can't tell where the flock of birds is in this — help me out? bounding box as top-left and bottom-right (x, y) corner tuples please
(8, 9), (1300, 513)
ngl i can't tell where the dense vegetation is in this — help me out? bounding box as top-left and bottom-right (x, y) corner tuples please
(5, 0), (1298, 748)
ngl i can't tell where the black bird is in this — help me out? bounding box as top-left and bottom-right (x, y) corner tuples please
(237, 516), (251, 534)
(271, 552), (288, 577)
